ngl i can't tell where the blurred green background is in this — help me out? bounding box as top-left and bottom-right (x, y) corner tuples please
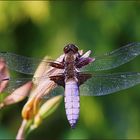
(0, 1), (140, 139)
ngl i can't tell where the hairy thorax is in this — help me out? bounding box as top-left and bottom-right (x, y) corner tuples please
(64, 51), (77, 80)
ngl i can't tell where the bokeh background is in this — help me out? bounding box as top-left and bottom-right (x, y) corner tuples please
(0, 1), (140, 139)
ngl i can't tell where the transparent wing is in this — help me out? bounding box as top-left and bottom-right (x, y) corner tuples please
(43, 86), (64, 99)
(81, 42), (140, 71)
(1, 75), (46, 94)
(2, 75), (64, 99)
(80, 72), (140, 96)
(0, 52), (61, 75)
(3, 77), (33, 93)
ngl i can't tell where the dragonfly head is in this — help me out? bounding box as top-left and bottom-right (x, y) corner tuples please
(64, 44), (78, 54)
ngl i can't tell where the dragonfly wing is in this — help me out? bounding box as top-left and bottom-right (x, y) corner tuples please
(4, 77), (33, 93)
(1, 74), (64, 100)
(81, 42), (140, 71)
(0, 52), (59, 75)
(80, 72), (140, 96)
(43, 86), (64, 99)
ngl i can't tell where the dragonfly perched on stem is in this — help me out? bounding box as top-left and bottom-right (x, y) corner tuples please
(0, 42), (140, 128)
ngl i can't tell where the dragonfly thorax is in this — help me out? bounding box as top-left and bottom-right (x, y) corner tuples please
(64, 53), (78, 80)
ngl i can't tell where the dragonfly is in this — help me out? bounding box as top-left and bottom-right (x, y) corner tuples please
(0, 42), (140, 128)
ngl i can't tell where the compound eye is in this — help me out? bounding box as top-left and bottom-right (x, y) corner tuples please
(73, 45), (78, 52)
(63, 46), (69, 53)
(64, 44), (79, 53)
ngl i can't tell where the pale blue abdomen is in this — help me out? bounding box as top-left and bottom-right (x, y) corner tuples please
(64, 80), (80, 128)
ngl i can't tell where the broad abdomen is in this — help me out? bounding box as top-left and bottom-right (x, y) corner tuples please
(64, 79), (80, 128)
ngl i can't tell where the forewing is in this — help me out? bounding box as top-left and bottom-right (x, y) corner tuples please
(0, 52), (62, 75)
(80, 72), (140, 96)
(81, 42), (140, 71)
